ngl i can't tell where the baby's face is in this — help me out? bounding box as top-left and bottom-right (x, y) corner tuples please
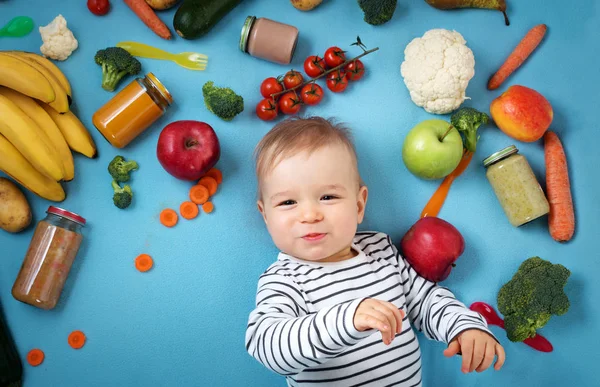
(257, 144), (368, 262)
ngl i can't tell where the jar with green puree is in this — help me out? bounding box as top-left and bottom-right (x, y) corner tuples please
(483, 145), (549, 227)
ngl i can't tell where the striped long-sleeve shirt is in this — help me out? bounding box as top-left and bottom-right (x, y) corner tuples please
(245, 232), (494, 386)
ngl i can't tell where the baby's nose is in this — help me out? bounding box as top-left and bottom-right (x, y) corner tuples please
(300, 204), (323, 223)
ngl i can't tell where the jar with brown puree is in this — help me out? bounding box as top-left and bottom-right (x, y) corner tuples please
(484, 145), (549, 227)
(12, 206), (86, 310)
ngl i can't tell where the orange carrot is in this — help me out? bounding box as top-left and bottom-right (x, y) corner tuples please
(135, 254), (154, 272)
(160, 208), (178, 227)
(204, 168), (223, 184)
(202, 201), (214, 214)
(68, 330), (86, 349)
(189, 185), (210, 205)
(198, 176), (218, 196)
(488, 24), (547, 90)
(123, 0), (171, 40)
(180, 201), (199, 220)
(27, 349), (44, 366)
(544, 131), (574, 242)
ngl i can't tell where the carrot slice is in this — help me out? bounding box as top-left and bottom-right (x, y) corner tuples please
(204, 168), (223, 184)
(68, 330), (86, 349)
(189, 184), (210, 205)
(180, 201), (199, 220)
(160, 208), (178, 227)
(27, 349), (44, 366)
(135, 254), (154, 272)
(198, 176), (218, 196)
(202, 201), (214, 213)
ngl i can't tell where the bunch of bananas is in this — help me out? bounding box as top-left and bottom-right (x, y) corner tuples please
(0, 50), (97, 202)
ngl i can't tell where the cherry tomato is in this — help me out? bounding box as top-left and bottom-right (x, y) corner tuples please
(303, 56), (326, 78)
(279, 92), (302, 115)
(326, 70), (348, 93)
(300, 84), (324, 106)
(283, 70), (304, 89)
(260, 77), (284, 99)
(345, 59), (365, 81)
(87, 0), (110, 16)
(324, 46), (346, 68)
(256, 98), (279, 121)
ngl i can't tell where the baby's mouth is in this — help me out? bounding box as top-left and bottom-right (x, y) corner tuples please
(302, 233), (326, 241)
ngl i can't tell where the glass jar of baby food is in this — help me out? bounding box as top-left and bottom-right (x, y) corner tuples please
(483, 145), (549, 227)
(92, 72), (172, 148)
(239, 16), (299, 65)
(12, 206), (86, 310)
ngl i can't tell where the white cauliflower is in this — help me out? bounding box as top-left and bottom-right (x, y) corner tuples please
(39, 15), (78, 61)
(400, 29), (475, 115)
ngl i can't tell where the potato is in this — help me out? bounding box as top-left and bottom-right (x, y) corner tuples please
(0, 177), (32, 233)
(291, 0), (323, 11)
(145, 0), (180, 10)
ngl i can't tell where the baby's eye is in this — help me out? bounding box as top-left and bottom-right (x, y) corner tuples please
(321, 195), (339, 201)
(278, 200), (296, 206)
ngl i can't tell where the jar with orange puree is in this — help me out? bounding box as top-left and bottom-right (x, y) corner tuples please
(92, 72), (172, 148)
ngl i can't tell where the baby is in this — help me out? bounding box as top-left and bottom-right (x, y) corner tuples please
(245, 117), (505, 386)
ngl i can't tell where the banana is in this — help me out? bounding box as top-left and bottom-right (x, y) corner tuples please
(0, 94), (65, 181)
(10, 51), (72, 103)
(0, 133), (65, 202)
(0, 87), (74, 181)
(0, 53), (55, 103)
(40, 103), (97, 158)
(1, 52), (69, 113)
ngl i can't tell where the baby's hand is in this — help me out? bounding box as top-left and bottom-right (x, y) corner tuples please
(443, 329), (505, 373)
(353, 298), (404, 345)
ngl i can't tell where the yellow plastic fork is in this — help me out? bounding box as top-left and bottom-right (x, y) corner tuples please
(116, 41), (208, 71)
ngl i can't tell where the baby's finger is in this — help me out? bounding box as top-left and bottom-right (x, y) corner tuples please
(371, 305), (397, 338)
(368, 309), (394, 344)
(383, 302), (405, 333)
(476, 341), (495, 372)
(460, 337), (474, 373)
(358, 313), (390, 343)
(443, 340), (461, 358)
(469, 341), (486, 373)
(494, 343), (506, 370)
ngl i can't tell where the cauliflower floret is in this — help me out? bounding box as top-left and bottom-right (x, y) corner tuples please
(39, 15), (78, 61)
(400, 29), (475, 115)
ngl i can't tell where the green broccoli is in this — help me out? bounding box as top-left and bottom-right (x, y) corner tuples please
(112, 180), (133, 209)
(202, 81), (244, 121)
(108, 155), (139, 183)
(358, 0), (398, 25)
(497, 257), (571, 342)
(95, 47), (142, 92)
(450, 107), (489, 152)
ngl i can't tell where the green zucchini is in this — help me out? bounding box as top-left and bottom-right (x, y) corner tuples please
(0, 300), (22, 387)
(173, 0), (243, 40)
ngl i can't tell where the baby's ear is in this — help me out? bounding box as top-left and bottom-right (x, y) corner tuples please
(257, 200), (268, 223)
(357, 186), (368, 224)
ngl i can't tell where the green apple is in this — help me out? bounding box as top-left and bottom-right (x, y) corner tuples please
(402, 119), (464, 179)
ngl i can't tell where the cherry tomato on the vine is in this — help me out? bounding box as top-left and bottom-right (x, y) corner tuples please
(326, 70), (348, 93)
(279, 92), (302, 115)
(300, 83), (324, 106)
(87, 0), (110, 16)
(283, 70), (304, 89)
(304, 56), (326, 78)
(256, 98), (279, 121)
(260, 77), (284, 99)
(323, 46), (346, 68)
(345, 59), (365, 81)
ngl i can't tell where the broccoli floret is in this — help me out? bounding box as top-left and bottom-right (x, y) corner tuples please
(450, 107), (489, 152)
(95, 47), (141, 92)
(112, 180), (133, 209)
(108, 155), (139, 183)
(202, 81), (244, 121)
(358, 0), (398, 25)
(497, 257), (571, 342)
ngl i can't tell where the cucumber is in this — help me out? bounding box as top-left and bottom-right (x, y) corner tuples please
(173, 0), (243, 40)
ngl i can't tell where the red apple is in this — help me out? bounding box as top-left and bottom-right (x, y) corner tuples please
(400, 217), (465, 282)
(157, 120), (220, 181)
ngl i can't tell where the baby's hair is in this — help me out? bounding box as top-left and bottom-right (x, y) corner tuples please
(254, 116), (362, 196)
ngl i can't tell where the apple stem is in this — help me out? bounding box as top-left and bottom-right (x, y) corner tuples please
(451, 263), (456, 267)
(440, 125), (454, 142)
(185, 139), (199, 149)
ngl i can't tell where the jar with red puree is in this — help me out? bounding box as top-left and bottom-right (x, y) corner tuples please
(12, 207), (86, 310)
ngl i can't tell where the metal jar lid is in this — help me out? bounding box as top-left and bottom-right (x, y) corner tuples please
(483, 145), (519, 167)
(145, 72), (173, 105)
(239, 16), (256, 53)
(47, 206), (86, 225)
